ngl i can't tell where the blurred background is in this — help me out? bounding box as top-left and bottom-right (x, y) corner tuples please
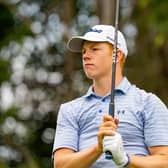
(0, 0), (167, 167)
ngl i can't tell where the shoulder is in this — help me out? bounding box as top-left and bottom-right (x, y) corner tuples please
(56, 96), (85, 124)
(129, 84), (156, 102)
(129, 84), (167, 113)
(121, 78), (154, 104)
(61, 95), (86, 109)
(58, 95), (87, 118)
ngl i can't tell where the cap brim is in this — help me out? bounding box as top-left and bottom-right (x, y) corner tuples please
(67, 36), (84, 53)
(67, 36), (107, 53)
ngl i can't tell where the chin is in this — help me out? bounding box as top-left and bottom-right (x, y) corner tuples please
(85, 73), (95, 80)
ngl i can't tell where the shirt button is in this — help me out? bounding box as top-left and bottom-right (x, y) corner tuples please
(98, 109), (103, 113)
(102, 99), (106, 102)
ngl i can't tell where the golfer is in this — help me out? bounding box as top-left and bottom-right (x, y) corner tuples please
(52, 25), (168, 168)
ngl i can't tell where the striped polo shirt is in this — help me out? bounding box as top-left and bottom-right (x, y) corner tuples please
(53, 77), (168, 168)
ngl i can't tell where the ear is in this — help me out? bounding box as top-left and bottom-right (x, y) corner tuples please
(116, 49), (124, 63)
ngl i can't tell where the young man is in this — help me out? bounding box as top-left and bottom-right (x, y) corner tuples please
(52, 25), (168, 168)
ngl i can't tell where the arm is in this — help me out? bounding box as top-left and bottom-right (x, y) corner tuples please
(128, 146), (168, 168)
(53, 145), (101, 168)
(101, 115), (168, 168)
(127, 94), (168, 168)
(54, 115), (118, 168)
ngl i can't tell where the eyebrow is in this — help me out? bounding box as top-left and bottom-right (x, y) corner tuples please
(83, 41), (102, 47)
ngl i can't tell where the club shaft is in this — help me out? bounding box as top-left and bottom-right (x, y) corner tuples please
(109, 0), (120, 118)
(106, 0), (120, 160)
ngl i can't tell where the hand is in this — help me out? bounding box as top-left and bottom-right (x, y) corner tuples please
(103, 132), (130, 167)
(97, 115), (119, 154)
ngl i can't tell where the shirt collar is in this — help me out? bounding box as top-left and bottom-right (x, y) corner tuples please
(116, 77), (131, 94)
(83, 86), (97, 98)
(83, 77), (131, 98)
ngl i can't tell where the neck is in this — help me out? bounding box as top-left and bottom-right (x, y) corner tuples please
(93, 73), (123, 97)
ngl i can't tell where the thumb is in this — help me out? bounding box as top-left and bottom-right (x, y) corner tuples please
(114, 118), (119, 126)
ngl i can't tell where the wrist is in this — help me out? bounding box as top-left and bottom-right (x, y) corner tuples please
(94, 144), (103, 156)
(123, 153), (130, 167)
(116, 152), (130, 167)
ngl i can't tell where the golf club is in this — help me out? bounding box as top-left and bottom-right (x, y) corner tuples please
(105, 0), (120, 160)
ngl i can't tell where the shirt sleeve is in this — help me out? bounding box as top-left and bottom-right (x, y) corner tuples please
(52, 103), (79, 154)
(144, 94), (168, 147)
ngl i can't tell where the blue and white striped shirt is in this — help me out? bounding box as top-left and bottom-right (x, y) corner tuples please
(53, 77), (168, 168)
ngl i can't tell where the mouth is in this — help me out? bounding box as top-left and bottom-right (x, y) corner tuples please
(84, 63), (94, 68)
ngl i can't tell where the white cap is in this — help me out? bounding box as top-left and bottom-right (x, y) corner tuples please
(67, 25), (128, 57)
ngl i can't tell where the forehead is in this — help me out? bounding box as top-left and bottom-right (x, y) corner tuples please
(83, 41), (112, 48)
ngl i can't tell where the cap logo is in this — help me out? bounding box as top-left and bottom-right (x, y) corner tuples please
(88, 28), (103, 33)
(106, 36), (121, 46)
(106, 36), (114, 42)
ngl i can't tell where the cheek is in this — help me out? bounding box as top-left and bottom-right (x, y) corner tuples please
(104, 55), (112, 64)
(103, 58), (112, 71)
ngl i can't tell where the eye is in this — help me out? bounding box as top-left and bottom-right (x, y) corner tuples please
(82, 48), (86, 54)
(92, 47), (99, 51)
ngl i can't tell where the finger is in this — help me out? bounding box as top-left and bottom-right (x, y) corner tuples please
(103, 116), (119, 128)
(101, 121), (118, 129)
(99, 126), (118, 137)
(103, 115), (114, 122)
(98, 130), (116, 139)
(114, 118), (119, 126)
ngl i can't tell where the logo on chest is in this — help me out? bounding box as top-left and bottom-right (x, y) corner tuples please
(116, 109), (125, 115)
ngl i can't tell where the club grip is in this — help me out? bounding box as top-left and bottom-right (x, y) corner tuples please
(105, 151), (113, 160)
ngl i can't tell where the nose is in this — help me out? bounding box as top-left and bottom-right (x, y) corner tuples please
(82, 49), (91, 61)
